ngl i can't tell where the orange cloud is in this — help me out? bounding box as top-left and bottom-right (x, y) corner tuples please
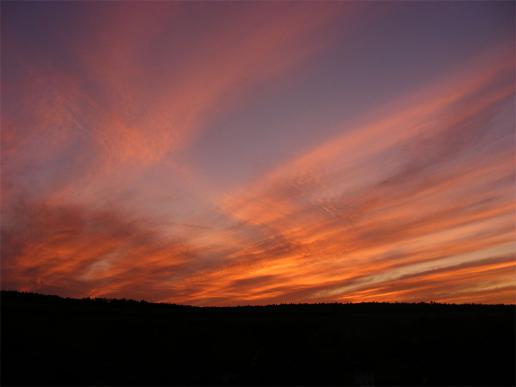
(2, 4), (514, 305)
(212, 47), (515, 305)
(1, 198), (194, 300)
(2, 2), (345, 208)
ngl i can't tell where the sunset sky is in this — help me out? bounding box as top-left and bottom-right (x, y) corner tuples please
(1, 1), (515, 305)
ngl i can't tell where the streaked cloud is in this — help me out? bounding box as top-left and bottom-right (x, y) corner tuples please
(1, 2), (514, 304)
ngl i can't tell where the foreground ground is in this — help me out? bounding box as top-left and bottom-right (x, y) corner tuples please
(1, 291), (514, 386)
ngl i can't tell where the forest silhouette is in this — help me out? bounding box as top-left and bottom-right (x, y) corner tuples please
(1, 290), (514, 386)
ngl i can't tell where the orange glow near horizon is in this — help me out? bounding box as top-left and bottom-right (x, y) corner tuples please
(1, 2), (515, 305)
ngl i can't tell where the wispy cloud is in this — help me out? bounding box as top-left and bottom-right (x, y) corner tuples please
(1, 2), (514, 304)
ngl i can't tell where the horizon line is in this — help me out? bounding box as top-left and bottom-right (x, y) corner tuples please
(2, 290), (514, 308)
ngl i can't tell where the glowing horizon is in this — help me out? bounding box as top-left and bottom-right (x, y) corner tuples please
(1, 1), (515, 305)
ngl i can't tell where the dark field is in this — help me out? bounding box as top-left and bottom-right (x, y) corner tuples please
(1, 291), (514, 386)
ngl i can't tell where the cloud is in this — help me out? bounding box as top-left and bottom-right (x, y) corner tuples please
(214, 47), (515, 304)
(1, 198), (191, 300)
(1, 3), (514, 305)
(2, 2), (345, 206)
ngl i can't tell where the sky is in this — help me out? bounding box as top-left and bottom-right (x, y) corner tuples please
(1, 1), (515, 305)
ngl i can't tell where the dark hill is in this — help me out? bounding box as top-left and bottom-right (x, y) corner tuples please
(1, 290), (514, 386)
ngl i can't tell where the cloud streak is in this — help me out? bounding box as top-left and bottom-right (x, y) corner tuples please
(1, 2), (514, 304)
